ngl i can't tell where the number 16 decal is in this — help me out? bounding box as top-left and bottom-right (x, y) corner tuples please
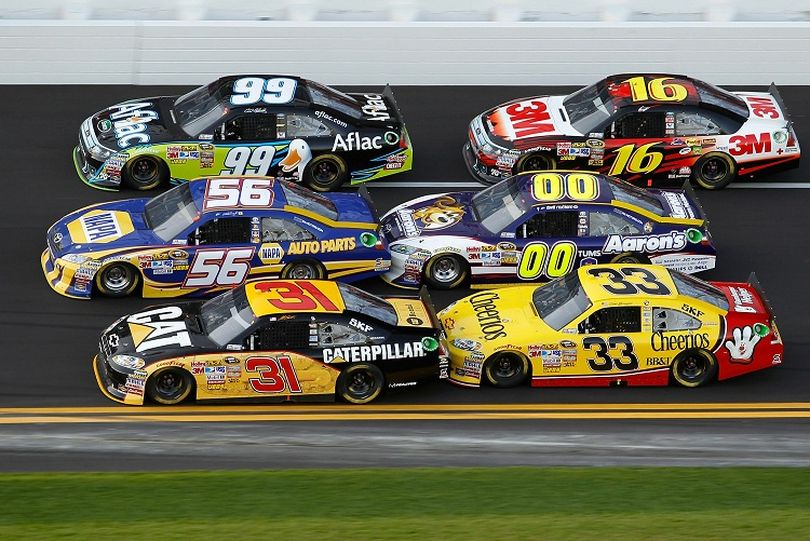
(609, 142), (664, 176)
(184, 248), (255, 288)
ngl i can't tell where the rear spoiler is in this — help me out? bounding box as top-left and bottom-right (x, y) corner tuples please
(768, 82), (791, 123)
(418, 286), (442, 330)
(382, 84), (406, 126)
(680, 180), (708, 222)
(357, 185), (381, 223)
(748, 272), (775, 318)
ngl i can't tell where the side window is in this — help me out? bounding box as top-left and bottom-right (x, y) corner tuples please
(284, 113), (333, 138)
(588, 211), (641, 237)
(580, 307), (641, 334)
(317, 322), (371, 347)
(218, 114), (277, 141)
(247, 320), (312, 351)
(675, 111), (722, 136)
(652, 308), (702, 331)
(612, 112), (666, 138)
(261, 217), (315, 242)
(517, 211), (579, 239)
(192, 218), (252, 245)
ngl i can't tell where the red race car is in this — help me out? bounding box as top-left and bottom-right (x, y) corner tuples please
(464, 73), (800, 189)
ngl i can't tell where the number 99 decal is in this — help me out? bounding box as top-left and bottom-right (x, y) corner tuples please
(517, 241), (577, 280)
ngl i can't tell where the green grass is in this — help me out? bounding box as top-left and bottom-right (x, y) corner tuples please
(1, 467), (808, 540)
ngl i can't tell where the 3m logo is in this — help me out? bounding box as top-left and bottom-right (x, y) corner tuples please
(729, 133), (771, 156)
(490, 99), (555, 140)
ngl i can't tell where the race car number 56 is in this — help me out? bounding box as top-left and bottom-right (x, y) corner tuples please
(184, 248), (255, 288)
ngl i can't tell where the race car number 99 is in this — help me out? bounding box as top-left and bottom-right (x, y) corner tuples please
(230, 77), (298, 106)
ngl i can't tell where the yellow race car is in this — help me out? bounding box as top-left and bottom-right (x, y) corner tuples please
(440, 264), (782, 389)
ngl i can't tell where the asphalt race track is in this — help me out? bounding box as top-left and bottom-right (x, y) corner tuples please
(0, 84), (809, 470)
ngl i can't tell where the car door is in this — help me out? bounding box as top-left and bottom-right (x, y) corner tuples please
(601, 109), (673, 182)
(573, 305), (645, 381)
(213, 112), (288, 178)
(181, 216), (257, 291)
(584, 208), (645, 264)
(512, 208), (581, 282)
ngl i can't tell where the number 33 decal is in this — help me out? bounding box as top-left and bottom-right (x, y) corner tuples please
(583, 336), (639, 371)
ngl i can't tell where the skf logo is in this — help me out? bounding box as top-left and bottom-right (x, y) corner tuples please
(67, 209), (134, 244)
(127, 306), (191, 353)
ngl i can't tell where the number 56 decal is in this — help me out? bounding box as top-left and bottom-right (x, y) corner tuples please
(184, 248), (255, 288)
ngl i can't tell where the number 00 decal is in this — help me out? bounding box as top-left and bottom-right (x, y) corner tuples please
(531, 173), (600, 203)
(517, 241), (577, 280)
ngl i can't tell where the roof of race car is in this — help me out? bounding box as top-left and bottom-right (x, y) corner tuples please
(186, 176), (290, 214)
(244, 280), (347, 317)
(600, 73), (701, 107)
(210, 74), (311, 108)
(577, 264), (681, 303)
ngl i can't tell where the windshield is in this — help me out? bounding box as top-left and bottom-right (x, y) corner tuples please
(338, 283), (397, 325)
(532, 273), (592, 331)
(608, 177), (665, 215)
(563, 83), (614, 134)
(144, 184), (198, 242)
(307, 81), (363, 119)
(472, 177), (528, 232)
(280, 181), (338, 220)
(173, 82), (229, 137)
(671, 271), (730, 311)
(200, 287), (257, 346)
(695, 81), (748, 119)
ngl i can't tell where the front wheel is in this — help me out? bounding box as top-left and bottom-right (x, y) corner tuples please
(423, 254), (469, 289)
(281, 261), (325, 280)
(337, 363), (385, 404)
(146, 368), (195, 405)
(94, 263), (139, 297)
(304, 154), (348, 192)
(671, 349), (717, 388)
(123, 156), (167, 190)
(514, 153), (556, 174)
(692, 152), (736, 190)
(484, 352), (529, 388)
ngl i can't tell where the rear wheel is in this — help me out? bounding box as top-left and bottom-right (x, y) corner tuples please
(671, 349), (717, 388)
(281, 261), (325, 280)
(484, 352), (529, 388)
(611, 253), (650, 265)
(123, 156), (167, 190)
(692, 152), (736, 190)
(514, 153), (556, 174)
(423, 254), (469, 289)
(146, 368), (195, 405)
(337, 363), (385, 404)
(304, 154), (348, 192)
(94, 263), (139, 297)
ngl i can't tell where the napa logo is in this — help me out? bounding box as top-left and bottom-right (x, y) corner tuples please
(258, 242), (285, 264)
(67, 209), (134, 244)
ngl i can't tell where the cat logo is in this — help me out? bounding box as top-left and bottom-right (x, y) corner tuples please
(411, 197), (465, 231)
(127, 306), (191, 353)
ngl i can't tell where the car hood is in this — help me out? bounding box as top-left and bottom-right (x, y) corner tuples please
(91, 96), (184, 150)
(381, 192), (481, 242)
(47, 199), (163, 258)
(483, 95), (579, 142)
(100, 302), (219, 361)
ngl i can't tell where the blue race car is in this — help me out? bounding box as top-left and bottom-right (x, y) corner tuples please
(43, 176), (389, 298)
(381, 171), (716, 289)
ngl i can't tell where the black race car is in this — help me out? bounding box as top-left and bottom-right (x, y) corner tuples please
(76, 74), (412, 192)
(94, 279), (448, 405)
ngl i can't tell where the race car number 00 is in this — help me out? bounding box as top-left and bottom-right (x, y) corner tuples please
(203, 177), (275, 210)
(623, 77), (688, 103)
(531, 173), (600, 202)
(184, 248), (255, 288)
(230, 77), (297, 106)
(517, 241), (577, 280)
(246, 355), (302, 394)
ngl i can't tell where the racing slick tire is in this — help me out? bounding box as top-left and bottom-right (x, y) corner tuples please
(610, 253), (650, 265)
(692, 152), (736, 190)
(423, 254), (469, 290)
(123, 155), (168, 191)
(484, 351), (530, 388)
(304, 154), (348, 192)
(514, 153), (556, 174)
(281, 260), (326, 280)
(146, 368), (195, 405)
(337, 363), (385, 404)
(94, 263), (140, 297)
(671, 349), (718, 388)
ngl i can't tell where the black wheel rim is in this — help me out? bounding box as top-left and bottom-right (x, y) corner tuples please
(347, 370), (376, 400)
(522, 156), (549, 171)
(155, 371), (187, 401)
(101, 265), (133, 293)
(700, 158), (728, 183)
(678, 355), (707, 383)
(313, 160), (339, 183)
(492, 354), (521, 380)
(132, 158), (158, 183)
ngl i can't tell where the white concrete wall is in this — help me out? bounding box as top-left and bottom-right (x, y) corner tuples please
(1, 20), (809, 85)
